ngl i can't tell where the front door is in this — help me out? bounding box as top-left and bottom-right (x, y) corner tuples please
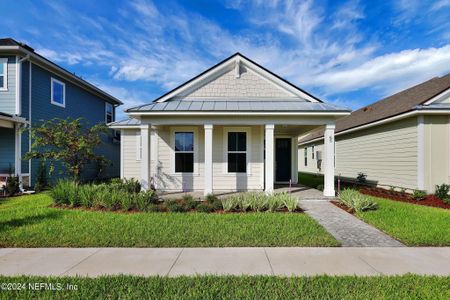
(275, 138), (291, 182)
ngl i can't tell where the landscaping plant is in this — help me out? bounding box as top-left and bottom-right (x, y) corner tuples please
(339, 189), (378, 212)
(434, 184), (450, 200)
(412, 189), (427, 201)
(34, 160), (48, 192)
(356, 172), (367, 184)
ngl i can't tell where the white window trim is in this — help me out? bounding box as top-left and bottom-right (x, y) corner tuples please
(223, 127), (251, 175)
(105, 102), (114, 123)
(50, 77), (66, 107)
(170, 127), (199, 175)
(312, 145), (315, 159)
(0, 58), (7, 91)
(304, 147), (308, 166)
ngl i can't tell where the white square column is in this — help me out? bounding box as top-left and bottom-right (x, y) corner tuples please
(150, 126), (159, 189)
(14, 123), (22, 189)
(265, 124), (275, 194)
(204, 124), (213, 196)
(140, 124), (150, 190)
(323, 124), (335, 197)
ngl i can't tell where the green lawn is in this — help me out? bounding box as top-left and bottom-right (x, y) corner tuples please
(0, 275), (448, 299)
(0, 193), (339, 247)
(355, 195), (450, 246)
(298, 172), (324, 189)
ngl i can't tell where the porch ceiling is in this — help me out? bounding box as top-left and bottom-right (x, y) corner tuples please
(274, 124), (322, 136)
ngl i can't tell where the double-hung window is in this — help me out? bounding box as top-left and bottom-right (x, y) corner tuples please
(51, 78), (65, 107)
(106, 103), (114, 123)
(0, 58), (7, 90)
(175, 132), (194, 173)
(227, 132), (247, 173)
(312, 145), (315, 159)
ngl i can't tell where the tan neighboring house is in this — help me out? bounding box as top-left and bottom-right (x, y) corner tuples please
(298, 74), (450, 193)
(110, 53), (350, 196)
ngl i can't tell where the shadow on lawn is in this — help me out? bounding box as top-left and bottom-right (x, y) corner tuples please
(0, 211), (61, 233)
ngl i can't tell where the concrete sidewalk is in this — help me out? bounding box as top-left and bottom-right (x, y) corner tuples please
(0, 247), (449, 277)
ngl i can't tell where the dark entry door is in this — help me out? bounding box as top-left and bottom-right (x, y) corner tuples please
(275, 138), (291, 182)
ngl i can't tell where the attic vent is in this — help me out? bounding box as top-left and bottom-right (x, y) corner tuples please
(234, 58), (240, 79)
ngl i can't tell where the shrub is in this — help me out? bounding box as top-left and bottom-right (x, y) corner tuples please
(221, 197), (239, 212)
(389, 186), (396, 192)
(205, 194), (219, 204)
(110, 178), (141, 194)
(412, 189), (427, 201)
(78, 184), (98, 208)
(183, 194), (198, 209)
(434, 184), (450, 200)
(147, 203), (163, 212)
(5, 175), (20, 197)
(356, 172), (367, 184)
(276, 193), (298, 212)
(443, 198), (450, 205)
(339, 189), (378, 213)
(118, 191), (134, 211)
(400, 187), (406, 194)
(91, 184), (111, 209)
(51, 179), (78, 205)
(316, 184), (324, 191)
(196, 202), (215, 213)
(267, 194), (284, 212)
(165, 199), (187, 213)
(34, 160), (48, 192)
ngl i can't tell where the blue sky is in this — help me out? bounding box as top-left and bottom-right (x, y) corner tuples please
(1, 0), (450, 119)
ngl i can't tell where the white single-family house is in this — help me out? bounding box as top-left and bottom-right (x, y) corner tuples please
(110, 53), (350, 196)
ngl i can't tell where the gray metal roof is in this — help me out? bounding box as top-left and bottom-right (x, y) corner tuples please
(127, 99), (349, 112)
(108, 118), (141, 126)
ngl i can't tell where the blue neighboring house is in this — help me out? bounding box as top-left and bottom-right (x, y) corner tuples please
(0, 38), (122, 188)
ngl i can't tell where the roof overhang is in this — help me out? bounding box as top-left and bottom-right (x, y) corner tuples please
(0, 113), (27, 128)
(127, 111), (350, 117)
(298, 108), (450, 146)
(0, 45), (123, 106)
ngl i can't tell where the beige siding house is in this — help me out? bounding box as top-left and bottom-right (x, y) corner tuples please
(111, 53), (350, 196)
(298, 74), (450, 193)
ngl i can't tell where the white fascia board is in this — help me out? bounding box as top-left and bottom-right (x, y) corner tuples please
(128, 111), (350, 116)
(108, 125), (141, 129)
(422, 88), (450, 105)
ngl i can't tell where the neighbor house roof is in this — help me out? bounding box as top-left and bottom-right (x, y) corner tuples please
(299, 73), (450, 144)
(0, 38), (122, 105)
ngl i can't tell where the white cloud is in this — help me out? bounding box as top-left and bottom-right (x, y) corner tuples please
(311, 45), (450, 94)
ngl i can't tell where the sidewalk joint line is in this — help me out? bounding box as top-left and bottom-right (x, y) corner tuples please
(60, 248), (102, 276)
(357, 255), (382, 275)
(166, 248), (184, 276)
(263, 248), (275, 275)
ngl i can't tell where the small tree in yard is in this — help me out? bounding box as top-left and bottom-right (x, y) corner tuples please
(24, 118), (110, 182)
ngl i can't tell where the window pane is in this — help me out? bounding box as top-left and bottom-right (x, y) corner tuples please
(52, 81), (64, 104)
(0, 75), (3, 88)
(175, 153), (193, 172)
(175, 132), (194, 151)
(228, 153), (246, 173)
(106, 113), (113, 123)
(228, 132), (246, 151)
(0, 63), (4, 74)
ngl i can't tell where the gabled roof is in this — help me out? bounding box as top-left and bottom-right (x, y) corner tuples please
(108, 117), (141, 128)
(299, 73), (450, 144)
(0, 38), (122, 105)
(127, 53), (342, 113)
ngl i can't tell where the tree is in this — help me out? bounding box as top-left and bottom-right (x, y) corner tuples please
(24, 118), (110, 181)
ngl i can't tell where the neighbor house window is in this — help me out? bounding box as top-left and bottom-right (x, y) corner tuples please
(51, 78), (65, 107)
(304, 148), (308, 166)
(105, 103), (114, 123)
(0, 58), (7, 90)
(312, 145), (315, 159)
(227, 132), (247, 173)
(175, 132), (194, 173)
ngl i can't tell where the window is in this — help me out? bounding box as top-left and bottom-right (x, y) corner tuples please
(312, 145), (315, 159)
(175, 132), (194, 173)
(304, 148), (308, 166)
(227, 132), (247, 173)
(106, 103), (114, 123)
(0, 58), (7, 90)
(51, 78), (65, 107)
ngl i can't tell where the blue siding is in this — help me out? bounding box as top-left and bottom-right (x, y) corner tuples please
(29, 64), (119, 185)
(0, 127), (15, 174)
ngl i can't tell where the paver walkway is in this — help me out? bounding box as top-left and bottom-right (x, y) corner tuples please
(299, 200), (405, 247)
(0, 247), (448, 277)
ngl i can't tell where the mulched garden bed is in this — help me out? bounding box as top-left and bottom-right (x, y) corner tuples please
(330, 200), (354, 214)
(358, 186), (450, 209)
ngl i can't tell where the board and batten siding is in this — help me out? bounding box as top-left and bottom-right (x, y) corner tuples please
(0, 56), (17, 114)
(121, 129), (141, 180)
(299, 117), (418, 190)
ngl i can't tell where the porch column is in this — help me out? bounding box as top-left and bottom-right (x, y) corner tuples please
(265, 124), (274, 194)
(204, 124), (213, 196)
(150, 126), (158, 189)
(323, 124), (335, 197)
(140, 124), (150, 190)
